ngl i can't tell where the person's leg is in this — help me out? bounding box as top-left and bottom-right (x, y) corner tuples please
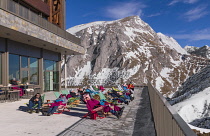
(49, 106), (59, 114)
(28, 101), (35, 109)
(123, 94), (130, 100)
(36, 101), (42, 113)
(37, 101), (41, 109)
(28, 101), (35, 113)
(47, 107), (53, 114)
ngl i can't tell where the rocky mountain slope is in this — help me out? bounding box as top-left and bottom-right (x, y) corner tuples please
(185, 45), (210, 59)
(171, 66), (210, 131)
(63, 16), (209, 96)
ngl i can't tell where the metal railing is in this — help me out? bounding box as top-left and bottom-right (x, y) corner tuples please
(147, 83), (197, 136)
(0, 0), (81, 45)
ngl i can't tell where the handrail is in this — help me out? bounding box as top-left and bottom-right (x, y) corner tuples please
(147, 83), (197, 136)
(0, 0), (81, 45)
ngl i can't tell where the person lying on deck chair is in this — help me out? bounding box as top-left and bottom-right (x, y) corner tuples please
(42, 94), (68, 116)
(109, 90), (130, 105)
(83, 93), (124, 119)
(28, 93), (42, 114)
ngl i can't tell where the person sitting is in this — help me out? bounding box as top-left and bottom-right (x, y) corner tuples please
(10, 78), (18, 85)
(128, 82), (134, 91)
(43, 94), (67, 116)
(10, 78), (24, 97)
(83, 93), (124, 119)
(28, 93), (42, 114)
(70, 90), (79, 97)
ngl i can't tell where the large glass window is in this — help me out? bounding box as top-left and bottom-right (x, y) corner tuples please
(44, 60), (58, 91)
(30, 58), (38, 85)
(0, 53), (2, 84)
(21, 56), (28, 68)
(9, 54), (20, 81)
(44, 60), (56, 71)
(9, 54), (39, 85)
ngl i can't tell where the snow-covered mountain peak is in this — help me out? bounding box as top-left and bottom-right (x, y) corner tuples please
(184, 45), (199, 53)
(157, 32), (188, 54)
(67, 21), (110, 35)
(63, 16), (209, 97)
(67, 16), (151, 36)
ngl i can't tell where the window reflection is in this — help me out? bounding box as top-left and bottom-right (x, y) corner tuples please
(21, 70), (28, 84)
(21, 56), (28, 68)
(44, 60), (58, 91)
(30, 58), (38, 85)
(44, 60), (56, 71)
(9, 54), (20, 81)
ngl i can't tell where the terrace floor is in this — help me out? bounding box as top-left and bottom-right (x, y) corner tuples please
(0, 87), (156, 136)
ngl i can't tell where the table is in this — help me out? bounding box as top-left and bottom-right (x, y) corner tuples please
(8, 90), (20, 101)
(0, 91), (6, 102)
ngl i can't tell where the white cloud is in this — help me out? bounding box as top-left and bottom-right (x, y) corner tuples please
(170, 28), (210, 41)
(169, 0), (199, 5)
(147, 13), (161, 17)
(105, 2), (146, 19)
(183, 5), (208, 21)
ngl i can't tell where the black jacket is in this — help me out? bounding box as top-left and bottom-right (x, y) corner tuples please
(30, 95), (42, 104)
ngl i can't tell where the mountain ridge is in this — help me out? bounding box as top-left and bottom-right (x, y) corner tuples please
(63, 16), (209, 96)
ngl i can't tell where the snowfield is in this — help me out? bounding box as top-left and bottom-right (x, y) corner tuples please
(173, 87), (210, 132)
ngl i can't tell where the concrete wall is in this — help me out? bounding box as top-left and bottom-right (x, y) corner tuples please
(0, 9), (85, 55)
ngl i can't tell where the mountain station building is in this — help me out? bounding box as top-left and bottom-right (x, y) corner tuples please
(0, 0), (85, 93)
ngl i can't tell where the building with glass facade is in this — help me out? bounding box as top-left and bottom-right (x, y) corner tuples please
(0, 0), (85, 93)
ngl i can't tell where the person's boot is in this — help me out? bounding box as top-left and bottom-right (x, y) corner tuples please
(110, 110), (120, 119)
(125, 101), (129, 105)
(28, 109), (33, 114)
(36, 109), (40, 113)
(118, 106), (125, 117)
(47, 113), (52, 116)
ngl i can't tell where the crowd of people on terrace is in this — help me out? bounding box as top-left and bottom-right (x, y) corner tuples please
(27, 82), (135, 119)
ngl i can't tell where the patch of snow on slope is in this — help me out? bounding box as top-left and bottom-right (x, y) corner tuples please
(157, 32), (188, 55)
(67, 21), (114, 35)
(188, 124), (210, 134)
(160, 67), (172, 78)
(155, 77), (164, 92)
(74, 61), (92, 79)
(173, 87), (210, 123)
(126, 64), (141, 77)
(95, 68), (118, 80)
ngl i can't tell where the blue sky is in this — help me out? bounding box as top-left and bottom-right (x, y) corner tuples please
(66, 0), (210, 47)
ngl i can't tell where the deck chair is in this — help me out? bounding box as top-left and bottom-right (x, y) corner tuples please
(54, 104), (70, 114)
(61, 90), (69, 95)
(90, 86), (96, 91)
(92, 86), (99, 91)
(118, 85), (124, 92)
(54, 92), (61, 99)
(112, 87), (122, 92)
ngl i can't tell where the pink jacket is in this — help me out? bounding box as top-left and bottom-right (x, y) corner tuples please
(86, 99), (100, 111)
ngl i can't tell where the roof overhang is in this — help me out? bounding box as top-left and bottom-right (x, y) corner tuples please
(0, 9), (85, 55)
